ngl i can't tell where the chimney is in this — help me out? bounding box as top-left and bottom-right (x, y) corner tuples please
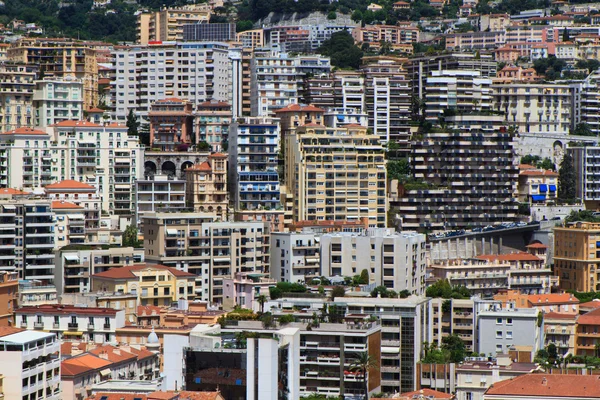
(542, 377), (547, 386)
(113, 348), (121, 355)
(99, 351), (108, 360)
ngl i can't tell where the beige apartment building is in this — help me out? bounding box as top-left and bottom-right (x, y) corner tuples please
(554, 221), (600, 292)
(7, 38), (98, 109)
(141, 212), (270, 305)
(285, 123), (386, 227)
(185, 152), (228, 220)
(0, 64), (36, 132)
(136, 4), (211, 44)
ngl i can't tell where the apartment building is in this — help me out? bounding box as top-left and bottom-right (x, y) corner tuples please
(517, 167), (559, 204)
(0, 200), (55, 284)
(429, 298), (480, 353)
(0, 271), (18, 326)
(393, 114), (519, 230)
(445, 31), (505, 51)
(148, 97), (194, 151)
(0, 328), (61, 400)
(285, 123), (386, 226)
(182, 23), (236, 42)
(45, 180), (101, 230)
(425, 70), (493, 120)
(222, 272), (276, 311)
(228, 118), (281, 212)
(362, 57), (412, 149)
(136, 174), (186, 223)
(16, 304), (125, 343)
(195, 100), (231, 151)
(110, 42), (230, 121)
(264, 24), (354, 53)
(56, 246), (143, 295)
(237, 29), (264, 49)
(19, 280), (58, 306)
(570, 144), (600, 210)
(543, 312), (577, 356)
(136, 4), (211, 44)
(575, 307), (600, 356)
(51, 200), (86, 248)
(141, 213), (270, 304)
(352, 24), (420, 49)
(554, 221), (600, 292)
(185, 152), (228, 220)
(91, 263), (197, 306)
(320, 229), (427, 295)
(429, 259), (512, 296)
(477, 306), (543, 358)
(493, 81), (580, 135)
(270, 231), (321, 283)
(0, 63), (36, 132)
(33, 78), (84, 128)
(8, 38), (98, 109)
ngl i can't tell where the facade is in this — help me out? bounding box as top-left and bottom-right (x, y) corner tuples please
(91, 263), (197, 306)
(148, 98), (194, 151)
(270, 231), (321, 283)
(182, 23), (236, 42)
(7, 38), (98, 109)
(429, 298), (479, 353)
(554, 221), (600, 292)
(45, 181), (101, 231)
(185, 152), (228, 220)
(575, 307), (600, 356)
(0, 63), (36, 132)
(543, 312), (577, 357)
(320, 229), (427, 295)
(0, 328), (61, 399)
(136, 4), (211, 44)
(0, 272), (18, 326)
(517, 167), (559, 204)
(285, 123), (386, 227)
(425, 70), (493, 120)
(110, 42), (230, 122)
(570, 145), (600, 210)
(136, 174), (186, 223)
(16, 304), (125, 343)
(141, 213), (270, 305)
(195, 100), (232, 151)
(393, 115), (519, 230)
(222, 272), (276, 311)
(33, 78), (84, 128)
(228, 118), (281, 212)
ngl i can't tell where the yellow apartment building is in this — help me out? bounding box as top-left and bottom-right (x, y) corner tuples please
(554, 222), (600, 292)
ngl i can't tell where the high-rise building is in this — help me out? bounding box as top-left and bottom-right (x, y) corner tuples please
(142, 213), (270, 304)
(195, 100), (232, 151)
(392, 114), (519, 230)
(8, 38), (98, 109)
(135, 174), (186, 223)
(110, 42), (231, 122)
(33, 78), (84, 128)
(0, 328), (61, 399)
(137, 4), (211, 45)
(569, 145), (600, 210)
(320, 229), (427, 294)
(285, 123), (386, 226)
(554, 221), (600, 292)
(0, 272), (18, 326)
(270, 231), (321, 283)
(183, 23), (236, 42)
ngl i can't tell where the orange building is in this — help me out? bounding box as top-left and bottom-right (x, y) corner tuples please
(575, 307), (600, 356)
(0, 272), (18, 327)
(149, 98), (194, 151)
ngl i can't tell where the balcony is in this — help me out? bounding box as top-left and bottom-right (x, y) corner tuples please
(68, 322), (79, 330)
(104, 323), (111, 329)
(34, 322), (44, 330)
(88, 323), (95, 330)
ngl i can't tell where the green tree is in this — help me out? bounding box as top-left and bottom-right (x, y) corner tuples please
(330, 285), (345, 300)
(359, 269), (369, 284)
(571, 122), (594, 137)
(327, 11), (337, 19)
(350, 352), (379, 399)
(278, 314), (295, 324)
(318, 31), (363, 69)
(533, 56), (566, 81)
(387, 159), (411, 181)
(576, 59), (600, 73)
(351, 9), (363, 22)
(197, 141), (211, 151)
(126, 109), (139, 137)
(538, 157), (556, 171)
(399, 289), (411, 298)
(441, 334), (467, 363)
(558, 153), (577, 202)
(256, 294), (267, 313)
(122, 224), (141, 247)
(236, 20), (254, 32)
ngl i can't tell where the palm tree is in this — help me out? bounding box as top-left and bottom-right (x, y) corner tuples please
(256, 294), (267, 314)
(350, 352), (379, 400)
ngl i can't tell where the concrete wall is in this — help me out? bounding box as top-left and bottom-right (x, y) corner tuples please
(530, 204), (583, 222)
(163, 334), (190, 390)
(477, 312), (540, 357)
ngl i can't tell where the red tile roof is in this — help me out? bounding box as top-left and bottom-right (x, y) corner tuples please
(0, 188), (30, 195)
(527, 293), (579, 305)
(51, 200), (83, 209)
(127, 346), (156, 361)
(579, 300), (600, 309)
(93, 264), (196, 280)
(543, 312), (577, 320)
(577, 307), (600, 325)
(1, 127), (47, 135)
(519, 163), (537, 170)
(186, 161), (211, 171)
(0, 326), (24, 337)
(88, 344), (137, 364)
(274, 104), (324, 113)
(209, 152), (227, 159)
(198, 100), (231, 108)
(137, 305), (163, 316)
(519, 169), (559, 177)
(17, 304), (119, 316)
(526, 242), (548, 249)
(87, 392), (224, 400)
(87, 395), (147, 400)
(45, 180), (96, 191)
(86, 107), (105, 113)
(61, 341), (90, 357)
(484, 374), (600, 398)
(61, 353), (112, 377)
(476, 252), (542, 262)
(52, 120), (101, 128)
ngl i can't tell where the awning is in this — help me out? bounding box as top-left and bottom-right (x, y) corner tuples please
(68, 214), (85, 220)
(100, 368), (111, 377)
(63, 254), (80, 262)
(381, 347), (400, 354)
(63, 331), (83, 336)
(531, 195), (546, 201)
(2, 205), (15, 210)
(549, 185), (556, 192)
(166, 229), (177, 236)
(539, 184), (548, 192)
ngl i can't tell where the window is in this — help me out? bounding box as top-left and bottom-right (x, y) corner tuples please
(496, 331), (502, 339)
(506, 318), (513, 325)
(465, 374), (472, 383)
(506, 331), (513, 339)
(496, 344), (503, 353)
(496, 318), (503, 325)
